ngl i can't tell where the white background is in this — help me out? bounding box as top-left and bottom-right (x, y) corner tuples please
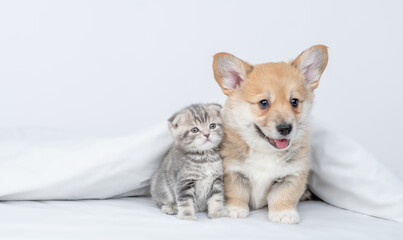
(0, 0), (402, 177)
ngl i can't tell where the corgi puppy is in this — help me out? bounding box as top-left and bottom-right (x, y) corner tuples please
(212, 45), (328, 224)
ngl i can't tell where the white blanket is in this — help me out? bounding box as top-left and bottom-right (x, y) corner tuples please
(0, 124), (171, 199)
(310, 123), (403, 223)
(0, 121), (402, 223)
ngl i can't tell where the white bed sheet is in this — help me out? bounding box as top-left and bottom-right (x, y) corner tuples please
(0, 197), (401, 240)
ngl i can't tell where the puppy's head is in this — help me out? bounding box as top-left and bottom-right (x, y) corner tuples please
(213, 45), (328, 151)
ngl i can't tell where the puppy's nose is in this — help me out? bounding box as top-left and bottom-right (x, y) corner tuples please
(276, 123), (293, 136)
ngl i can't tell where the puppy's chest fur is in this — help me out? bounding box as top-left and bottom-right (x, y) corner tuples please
(227, 149), (304, 209)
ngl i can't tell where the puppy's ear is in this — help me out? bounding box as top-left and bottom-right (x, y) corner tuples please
(168, 111), (186, 130)
(213, 53), (253, 95)
(292, 45), (328, 90)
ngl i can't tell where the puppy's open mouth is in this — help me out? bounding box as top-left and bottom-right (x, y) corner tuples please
(254, 124), (290, 150)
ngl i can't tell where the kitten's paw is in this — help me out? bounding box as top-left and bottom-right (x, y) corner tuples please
(226, 205), (249, 218)
(268, 209), (299, 224)
(177, 211), (197, 220)
(160, 205), (178, 215)
(208, 208), (228, 218)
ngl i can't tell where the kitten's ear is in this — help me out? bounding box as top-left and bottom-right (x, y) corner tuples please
(291, 45), (328, 90)
(206, 103), (222, 116)
(213, 53), (253, 95)
(168, 111), (185, 130)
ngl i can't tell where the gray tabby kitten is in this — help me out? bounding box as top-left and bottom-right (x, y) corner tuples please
(151, 104), (226, 220)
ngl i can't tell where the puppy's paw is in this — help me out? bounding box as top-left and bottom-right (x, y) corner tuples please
(177, 209), (197, 220)
(160, 204), (178, 215)
(226, 205), (249, 218)
(208, 208), (228, 219)
(268, 209), (299, 224)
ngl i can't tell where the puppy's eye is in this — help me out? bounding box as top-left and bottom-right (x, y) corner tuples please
(259, 99), (270, 109)
(190, 127), (199, 133)
(290, 98), (299, 108)
(209, 123), (216, 129)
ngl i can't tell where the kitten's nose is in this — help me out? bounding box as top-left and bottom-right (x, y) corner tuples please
(204, 133), (210, 138)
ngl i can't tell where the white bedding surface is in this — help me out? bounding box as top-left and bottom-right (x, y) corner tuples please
(2, 124), (402, 223)
(0, 197), (401, 240)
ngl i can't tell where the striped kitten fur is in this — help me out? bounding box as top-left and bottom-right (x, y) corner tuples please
(151, 104), (226, 220)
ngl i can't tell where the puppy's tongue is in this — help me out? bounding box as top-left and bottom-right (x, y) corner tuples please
(274, 139), (289, 149)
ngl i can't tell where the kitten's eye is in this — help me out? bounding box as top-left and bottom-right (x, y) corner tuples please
(190, 127), (199, 133)
(259, 99), (270, 109)
(209, 123), (216, 129)
(290, 98), (299, 108)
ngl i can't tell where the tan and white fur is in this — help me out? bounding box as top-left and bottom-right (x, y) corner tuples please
(212, 45), (328, 224)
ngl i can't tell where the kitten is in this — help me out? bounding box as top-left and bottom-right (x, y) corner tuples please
(151, 103), (226, 220)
